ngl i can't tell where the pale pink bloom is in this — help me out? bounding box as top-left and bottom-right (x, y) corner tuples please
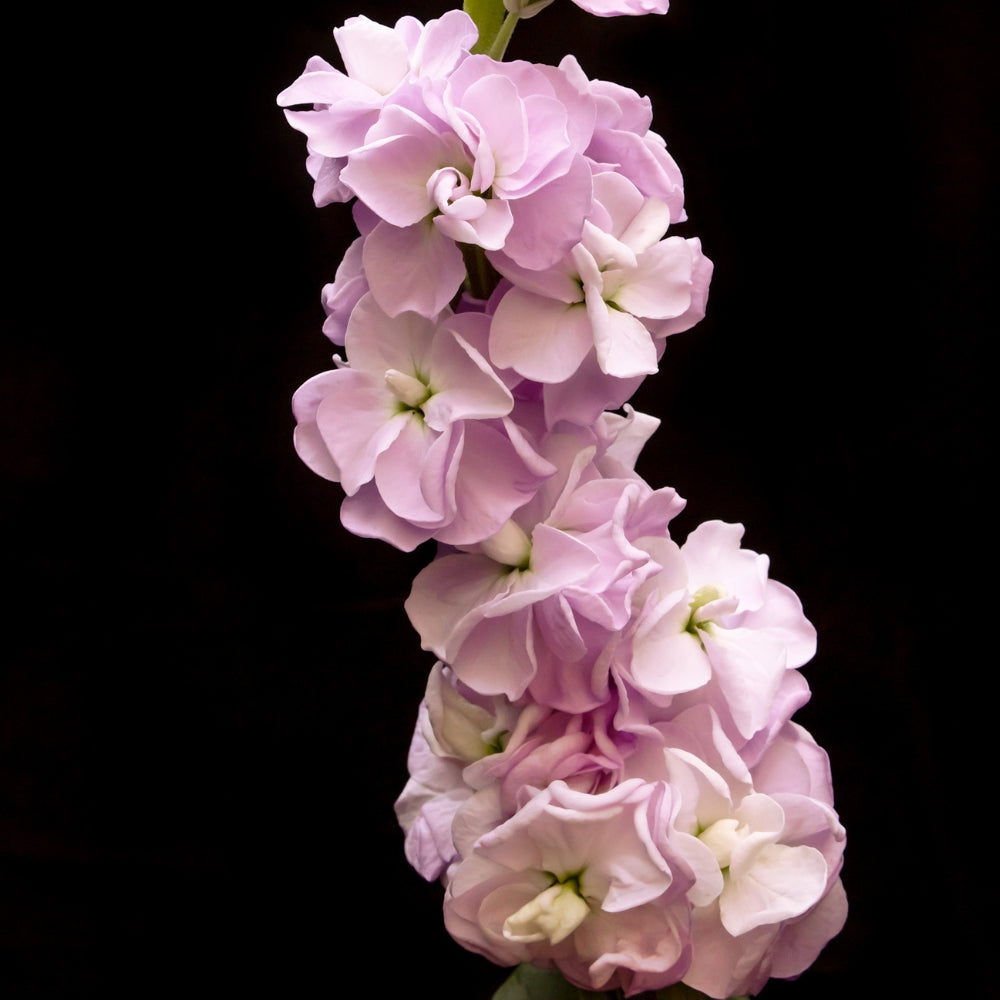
(405, 454), (685, 711)
(489, 171), (710, 382)
(340, 55), (596, 316)
(277, 11), (478, 206)
(443, 779), (693, 996)
(340, 98), (502, 316)
(395, 664), (641, 881)
(623, 521), (817, 741)
(291, 294), (552, 550)
(643, 707), (847, 998)
(438, 55), (596, 269)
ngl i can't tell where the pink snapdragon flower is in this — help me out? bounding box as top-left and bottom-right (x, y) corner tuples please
(277, 10), (478, 206)
(291, 293), (553, 550)
(443, 779), (693, 996)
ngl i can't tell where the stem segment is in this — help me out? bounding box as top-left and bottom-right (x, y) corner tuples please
(461, 242), (502, 302)
(464, 0), (520, 60)
(487, 11), (520, 60)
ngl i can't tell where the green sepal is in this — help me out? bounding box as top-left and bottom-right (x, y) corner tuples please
(463, 0), (506, 55)
(492, 963), (608, 1000)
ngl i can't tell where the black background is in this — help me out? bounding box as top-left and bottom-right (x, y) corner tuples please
(4, 0), (993, 995)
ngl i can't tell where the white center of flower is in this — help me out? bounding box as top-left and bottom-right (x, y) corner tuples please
(384, 368), (431, 410)
(698, 817), (743, 870)
(685, 583), (726, 636)
(480, 518), (532, 569)
(503, 881), (590, 945)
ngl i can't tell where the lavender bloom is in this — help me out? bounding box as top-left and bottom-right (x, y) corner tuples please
(405, 453), (685, 712)
(277, 11), (478, 206)
(395, 663), (635, 882)
(443, 779), (694, 996)
(650, 706), (847, 998)
(489, 170), (712, 383)
(291, 294), (553, 550)
(340, 55), (596, 316)
(622, 520), (818, 742)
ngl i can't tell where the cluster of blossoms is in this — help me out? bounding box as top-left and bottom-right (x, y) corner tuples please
(280, 4), (846, 998)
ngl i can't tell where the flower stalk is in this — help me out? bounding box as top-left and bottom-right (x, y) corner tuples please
(465, 0), (517, 58)
(278, 2), (847, 997)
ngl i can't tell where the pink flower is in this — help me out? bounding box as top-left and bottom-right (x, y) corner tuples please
(291, 294), (553, 550)
(623, 520), (817, 741)
(646, 706), (847, 998)
(395, 664), (638, 881)
(440, 56), (597, 270)
(443, 779), (693, 996)
(405, 456), (685, 711)
(489, 171), (711, 382)
(277, 11), (478, 206)
(340, 55), (596, 315)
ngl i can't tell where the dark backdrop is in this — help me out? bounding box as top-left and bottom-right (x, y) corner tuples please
(4, 1), (992, 995)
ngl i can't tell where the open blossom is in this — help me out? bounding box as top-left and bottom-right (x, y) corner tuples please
(340, 54), (596, 316)
(291, 293), (553, 550)
(443, 779), (694, 996)
(395, 662), (639, 882)
(620, 520), (818, 742)
(277, 10), (478, 206)
(647, 706), (847, 998)
(489, 170), (712, 382)
(405, 434), (685, 711)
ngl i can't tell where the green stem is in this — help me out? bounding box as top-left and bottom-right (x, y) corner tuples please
(464, 0), (520, 60)
(487, 11), (521, 60)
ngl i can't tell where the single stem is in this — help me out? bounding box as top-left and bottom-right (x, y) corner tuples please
(487, 11), (521, 60)
(464, 0), (507, 55)
(464, 0), (521, 60)
(461, 242), (502, 302)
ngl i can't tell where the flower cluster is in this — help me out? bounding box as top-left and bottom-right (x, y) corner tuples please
(280, 5), (846, 998)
